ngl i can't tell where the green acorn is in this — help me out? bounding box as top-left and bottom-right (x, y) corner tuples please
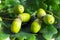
(18, 13), (31, 22)
(43, 14), (55, 24)
(37, 8), (46, 18)
(14, 5), (24, 14)
(11, 18), (22, 33)
(31, 19), (41, 33)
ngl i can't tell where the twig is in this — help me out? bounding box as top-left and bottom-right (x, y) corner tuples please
(2, 17), (14, 20)
(31, 11), (37, 16)
(54, 15), (60, 20)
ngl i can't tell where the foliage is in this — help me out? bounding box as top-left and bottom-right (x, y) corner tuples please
(0, 0), (60, 40)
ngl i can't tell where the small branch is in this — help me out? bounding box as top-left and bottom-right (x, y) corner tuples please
(54, 15), (60, 20)
(46, 10), (53, 15)
(31, 11), (37, 16)
(2, 22), (10, 29)
(2, 17), (14, 20)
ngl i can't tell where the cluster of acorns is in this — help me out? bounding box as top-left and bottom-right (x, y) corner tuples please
(10, 5), (55, 34)
(31, 9), (55, 33)
(11, 5), (31, 33)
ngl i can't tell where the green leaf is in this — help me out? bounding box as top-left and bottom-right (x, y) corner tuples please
(26, 0), (48, 11)
(41, 25), (58, 40)
(45, 0), (60, 5)
(4, 0), (20, 6)
(54, 0), (60, 4)
(56, 34), (60, 40)
(0, 32), (10, 40)
(37, 34), (45, 40)
(55, 31), (60, 40)
(0, 5), (4, 10)
(51, 4), (59, 11)
(11, 32), (36, 40)
(19, 32), (36, 40)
